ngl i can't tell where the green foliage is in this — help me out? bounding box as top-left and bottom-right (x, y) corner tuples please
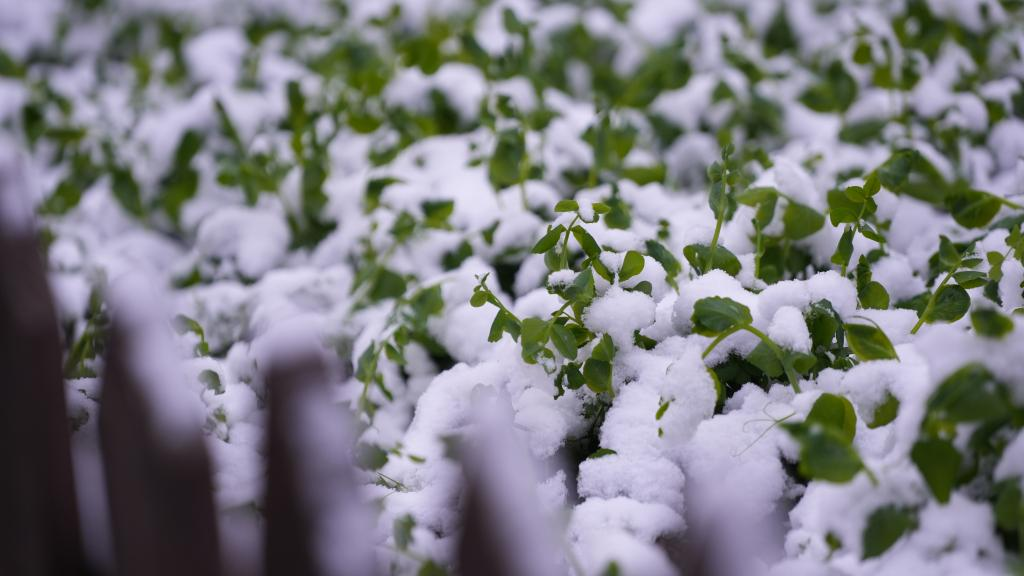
(694, 296), (805, 393)
(784, 393), (871, 484)
(911, 236), (979, 333)
(862, 506), (918, 559)
(970, 309), (1013, 339)
(844, 320), (898, 361)
(692, 297), (752, 336)
(800, 61), (858, 113)
(683, 243), (741, 276)
(173, 314), (210, 356)
(911, 438), (961, 503)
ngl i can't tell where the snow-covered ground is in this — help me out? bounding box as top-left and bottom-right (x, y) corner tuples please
(3, 0), (1024, 574)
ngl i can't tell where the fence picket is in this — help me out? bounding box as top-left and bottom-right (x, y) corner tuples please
(0, 149), (86, 576)
(264, 347), (376, 576)
(98, 282), (222, 576)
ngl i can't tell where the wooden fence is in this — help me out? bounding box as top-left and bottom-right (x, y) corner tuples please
(0, 167), (560, 576)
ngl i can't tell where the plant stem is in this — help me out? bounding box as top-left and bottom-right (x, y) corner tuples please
(910, 268), (955, 334)
(519, 147), (530, 210)
(559, 214), (580, 269)
(753, 221), (764, 280)
(863, 465), (879, 487)
(706, 214), (724, 273)
(701, 324), (802, 393)
(744, 325), (803, 394)
(702, 325), (743, 359)
(996, 196), (1024, 211)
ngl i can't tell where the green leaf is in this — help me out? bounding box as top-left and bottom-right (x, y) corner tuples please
(583, 358), (612, 394)
(422, 200), (455, 229)
(629, 281), (653, 296)
(784, 422), (865, 483)
(111, 167), (144, 218)
(827, 188), (862, 225)
(563, 362), (586, 390)
(839, 119), (887, 144)
(470, 291), (488, 307)
(805, 393), (857, 444)
(604, 196), (632, 229)
(370, 269), (408, 301)
(867, 393), (899, 429)
(782, 201), (825, 240)
(862, 506), (917, 559)
(572, 226), (602, 259)
(683, 243), (741, 276)
(199, 370), (223, 394)
(747, 341), (783, 378)
(708, 180), (729, 217)
(532, 224), (565, 254)
(160, 168), (199, 226)
(876, 149), (917, 192)
(488, 310), (519, 343)
(301, 152), (330, 222)
(554, 199), (579, 213)
(937, 236), (961, 270)
(806, 299), (842, 350)
(0, 47), (24, 78)
(987, 251), (1005, 282)
(550, 323), (578, 360)
(691, 296), (752, 336)
(970, 309), (1013, 339)
(394, 514), (415, 551)
(995, 481), (1023, 532)
(800, 61), (857, 113)
(591, 333), (616, 362)
(926, 363), (1008, 424)
(173, 314), (206, 341)
(953, 270), (987, 289)
(588, 448), (617, 459)
(911, 438), (961, 504)
(831, 227), (855, 269)
(417, 560), (447, 576)
(520, 317), (550, 359)
(591, 258), (614, 283)
(618, 251), (645, 282)
(355, 344), (378, 385)
(355, 443), (389, 471)
(845, 322), (898, 361)
(41, 180), (84, 215)
(922, 285), (970, 324)
(735, 186), (779, 206)
(859, 281), (890, 310)
(945, 189), (1002, 229)
(488, 128), (525, 189)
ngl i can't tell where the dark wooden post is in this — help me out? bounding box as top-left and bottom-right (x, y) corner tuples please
(98, 279), (221, 576)
(0, 145), (86, 576)
(457, 394), (560, 576)
(264, 346), (376, 576)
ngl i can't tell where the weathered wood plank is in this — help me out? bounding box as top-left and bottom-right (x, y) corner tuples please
(457, 393), (560, 576)
(264, 346), (375, 576)
(0, 144), (86, 576)
(99, 278), (221, 576)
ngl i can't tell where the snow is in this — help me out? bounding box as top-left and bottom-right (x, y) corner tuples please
(584, 286), (656, 350)
(9, 1), (1024, 574)
(107, 274), (206, 449)
(768, 306), (812, 353)
(195, 206), (290, 280)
